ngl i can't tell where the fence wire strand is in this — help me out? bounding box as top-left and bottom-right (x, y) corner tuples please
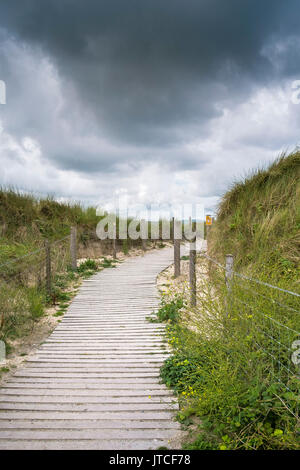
(196, 249), (299, 420)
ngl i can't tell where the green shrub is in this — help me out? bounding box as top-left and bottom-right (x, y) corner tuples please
(161, 352), (204, 391)
(53, 310), (65, 317)
(158, 271), (299, 449)
(77, 259), (98, 272)
(156, 297), (184, 324)
(100, 258), (116, 268)
(182, 434), (219, 450)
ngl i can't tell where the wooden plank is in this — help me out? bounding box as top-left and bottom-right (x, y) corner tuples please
(0, 246), (180, 450)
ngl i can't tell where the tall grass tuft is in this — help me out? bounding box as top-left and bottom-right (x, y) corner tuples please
(208, 151), (300, 291)
(159, 151), (300, 449)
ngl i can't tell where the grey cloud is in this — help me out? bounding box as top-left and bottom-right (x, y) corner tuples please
(2, 0), (300, 149)
(1, 0), (300, 206)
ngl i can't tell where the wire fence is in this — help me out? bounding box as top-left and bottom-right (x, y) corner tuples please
(0, 231), (77, 345)
(0, 226), (136, 345)
(0, 222), (172, 296)
(0, 234), (72, 291)
(1, 231), (299, 419)
(193, 249), (300, 419)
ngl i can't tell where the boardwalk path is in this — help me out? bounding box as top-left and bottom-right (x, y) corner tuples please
(0, 246), (181, 450)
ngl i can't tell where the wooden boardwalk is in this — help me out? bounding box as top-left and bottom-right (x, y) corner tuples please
(0, 246), (181, 450)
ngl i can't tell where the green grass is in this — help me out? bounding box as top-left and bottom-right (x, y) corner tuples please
(159, 152), (300, 450)
(0, 258), (99, 351)
(99, 258), (116, 269)
(160, 288), (299, 450)
(209, 151), (300, 290)
(156, 296), (184, 324)
(0, 245), (127, 352)
(182, 434), (219, 450)
(0, 188), (100, 242)
(53, 310), (65, 317)
(0, 189), (127, 352)
(158, 242), (166, 249)
(27, 287), (45, 320)
(77, 259), (98, 273)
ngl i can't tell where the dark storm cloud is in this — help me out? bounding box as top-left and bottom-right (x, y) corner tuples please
(1, 0), (300, 179)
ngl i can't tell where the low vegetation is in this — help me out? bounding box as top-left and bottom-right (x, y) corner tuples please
(0, 257), (100, 351)
(0, 189), (143, 355)
(209, 151), (300, 291)
(156, 296), (184, 324)
(0, 189), (101, 353)
(159, 272), (299, 449)
(158, 152), (300, 450)
(0, 189), (172, 357)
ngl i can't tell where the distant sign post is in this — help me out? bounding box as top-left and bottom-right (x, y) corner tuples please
(206, 215), (212, 226)
(206, 215), (213, 251)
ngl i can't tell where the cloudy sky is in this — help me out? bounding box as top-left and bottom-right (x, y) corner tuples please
(0, 0), (300, 214)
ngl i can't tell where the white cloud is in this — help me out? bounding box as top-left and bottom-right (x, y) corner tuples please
(1, 34), (300, 217)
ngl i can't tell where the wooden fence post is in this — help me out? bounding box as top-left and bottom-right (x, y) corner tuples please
(112, 222), (117, 258)
(36, 264), (42, 290)
(141, 219), (147, 252)
(70, 226), (77, 270)
(174, 219), (181, 278)
(225, 254), (234, 289)
(206, 217), (214, 276)
(171, 217), (174, 242)
(45, 239), (51, 297)
(189, 242), (196, 306)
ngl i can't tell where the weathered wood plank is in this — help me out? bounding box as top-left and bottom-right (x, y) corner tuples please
(0, 246), (181, 450)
